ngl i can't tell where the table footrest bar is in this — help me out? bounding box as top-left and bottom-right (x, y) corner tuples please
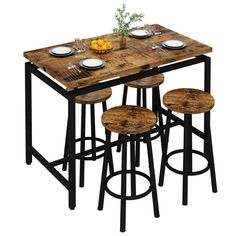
(50, 158), (65, 167)
(147, 121), (180, 137)
(51, 141), (119, 167)
(75, 140), (119, 159)
(31, 147), (69, 189)
(161, 108), (205, 139)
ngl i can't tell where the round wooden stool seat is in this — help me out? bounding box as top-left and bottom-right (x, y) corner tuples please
(163, 88), (215, 114)
(102, 105), (157, 135)
(75, 87), (112, 104)
(125, 74), (164, 89)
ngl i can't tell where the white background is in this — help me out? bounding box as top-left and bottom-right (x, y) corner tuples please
(1, 0), (235, 235)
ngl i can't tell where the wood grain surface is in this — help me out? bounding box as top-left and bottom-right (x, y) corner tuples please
(75, 87), (112, 104)
(24, 24), (212, 90)
(125, 73), (164, 88)
(163, 88), (215, 114)
(102, 105), (157, 134)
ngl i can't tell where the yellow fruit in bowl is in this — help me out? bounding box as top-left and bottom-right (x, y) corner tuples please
(90, 38), (113, 53)
(97, 39), (104, 46)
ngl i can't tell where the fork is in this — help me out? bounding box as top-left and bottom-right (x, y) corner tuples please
(67, 63), (82, 74)
(151, 43), (165, 52)
(152, 31), (162, 36)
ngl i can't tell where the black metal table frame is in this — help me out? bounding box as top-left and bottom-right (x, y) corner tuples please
(25, 54), (211, 210)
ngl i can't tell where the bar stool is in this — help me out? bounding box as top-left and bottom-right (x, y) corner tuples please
(62, 88), (113, 187)
(158, 88), (217, 205)
(98, 105), (160, 232)
(122, 74), (164, 110)
(118, 74), (165, 166)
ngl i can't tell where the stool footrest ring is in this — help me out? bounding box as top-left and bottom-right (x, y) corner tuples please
(105, 170), (152, 200)
(75, 137), (106, 160)
(166, 149), (210, 176)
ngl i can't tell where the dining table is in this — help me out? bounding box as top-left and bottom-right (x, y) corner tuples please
(24, 24), (212, 210)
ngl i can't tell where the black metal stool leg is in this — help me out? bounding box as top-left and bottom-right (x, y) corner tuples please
(120, 135), (127, 232)
(152, 87), (158, 115)
(102, 101), (107, 112)
(90, 104), (96, 160)
(79, 104), (86, 187)
(158, 109), (172, 186)
(145, 133), (160, 217)
(153, 87), (165, 155)
(117, 85), (128, 152)
(204, 111), (217, 193)
(142, 88), (147, 108)
(130, 136), (136, 197)
(122, 85), (128, 105)
(183, 114), (192, 205)
(135, 89), (141, 167)
(62, 118), (69, 171)
(98, 129), (111, 210)
(135, 140), (140, 167)
(102, 101), (114, 174)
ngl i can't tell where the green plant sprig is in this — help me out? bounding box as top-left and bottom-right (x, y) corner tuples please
(113, 4), (144, 35)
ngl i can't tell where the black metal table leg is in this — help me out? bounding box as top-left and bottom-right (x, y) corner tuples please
(204, 56), (211, 93)
(68, 95), (76, 210)
(25, 62), (32, 165)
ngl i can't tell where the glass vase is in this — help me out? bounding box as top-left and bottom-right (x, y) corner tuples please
(120, 34), (127, 49)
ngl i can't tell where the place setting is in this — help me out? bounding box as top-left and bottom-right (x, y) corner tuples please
(150, 39), (187, 53)
(128, 28), (152, 39)
(49, 46), (75, 57)
(79, 58), (106, 70)
(161, 39), (187, 50)
(49, 38), (87, 57)
(65, 58), (106, 82)
(64, 62), (92, 82)
(128, 24), (162, 39)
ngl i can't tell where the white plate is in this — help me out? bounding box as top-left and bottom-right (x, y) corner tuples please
(81, 58), (104, 68)
(130, 29), (149, 37)
(162, 40), (186, 49)
(79, 58), (106, 70)
(51, 46), (73, 55)
(49, 46), (74, 57)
